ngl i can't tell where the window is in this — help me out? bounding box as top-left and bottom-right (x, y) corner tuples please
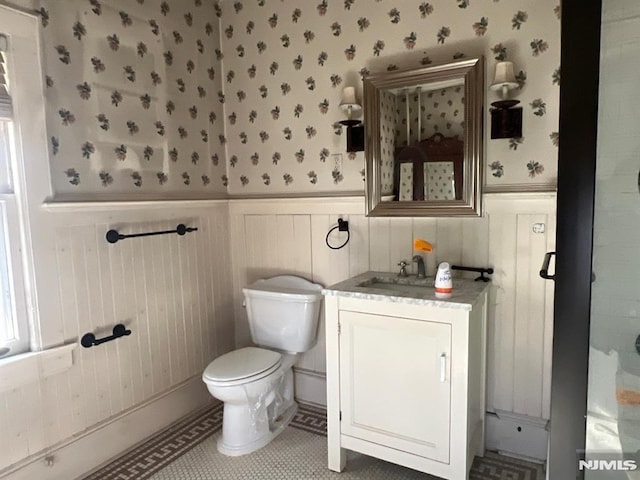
(0, 34), (30, 358)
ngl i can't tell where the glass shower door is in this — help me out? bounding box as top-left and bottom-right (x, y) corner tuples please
(585, 0), (640, 477)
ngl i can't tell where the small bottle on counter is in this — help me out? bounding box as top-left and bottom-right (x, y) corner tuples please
(434, 262), (453, 298)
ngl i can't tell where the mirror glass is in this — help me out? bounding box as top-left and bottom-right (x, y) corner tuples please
(364, 57), (484, 216)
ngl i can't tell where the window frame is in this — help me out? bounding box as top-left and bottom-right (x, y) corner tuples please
(0, 192), (30, 356)
(0, 32), (31, 358)
(0, 5), (57, 357)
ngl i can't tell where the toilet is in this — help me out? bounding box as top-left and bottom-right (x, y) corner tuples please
(202, 275), (323, 456)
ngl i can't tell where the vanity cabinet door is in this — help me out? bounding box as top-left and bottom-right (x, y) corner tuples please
(339, 310), (452, 463)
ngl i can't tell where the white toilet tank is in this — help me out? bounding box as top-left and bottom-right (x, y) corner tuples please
(243, 276), (323, 353)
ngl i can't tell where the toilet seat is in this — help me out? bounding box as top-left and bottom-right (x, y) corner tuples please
(203, 347), (282, 387)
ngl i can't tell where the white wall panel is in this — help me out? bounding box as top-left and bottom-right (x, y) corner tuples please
(229, 194), (556, 421)
(0, 202), (233, 473)
(0, 193), (555, 474)
(487, 213), (517, 414)
(368, 218), (391, 273)
(412, 218), (438, 276)
(513, 214), (549, 418)
(348, 215), (370, 278)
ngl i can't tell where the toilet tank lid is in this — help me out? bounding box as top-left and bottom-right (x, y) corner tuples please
(203, 347), (281, 383)
(244, 275), (323, 298)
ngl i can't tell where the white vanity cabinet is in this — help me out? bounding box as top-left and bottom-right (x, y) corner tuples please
(323, 273), (488, 480)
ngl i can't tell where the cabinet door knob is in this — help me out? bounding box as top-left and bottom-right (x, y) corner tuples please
(440, 353), (447, 382)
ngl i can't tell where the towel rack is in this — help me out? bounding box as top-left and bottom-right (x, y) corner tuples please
(451, 265), (493, 282)
(81, 324), (131, 348)
(106, 224), (197, 244)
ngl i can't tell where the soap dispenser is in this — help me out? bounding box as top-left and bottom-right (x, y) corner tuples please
(434, 262), (453, 298)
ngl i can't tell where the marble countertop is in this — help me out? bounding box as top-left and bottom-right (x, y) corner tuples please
(322, 271), (490, 310)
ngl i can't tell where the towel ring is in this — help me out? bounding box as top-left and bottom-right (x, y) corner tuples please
(326, 219), (350, 250)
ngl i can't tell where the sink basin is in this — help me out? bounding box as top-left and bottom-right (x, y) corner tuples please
(359, 281), (430, 294)
(323, 271), (489, 307)
(357, 275), (433, 289)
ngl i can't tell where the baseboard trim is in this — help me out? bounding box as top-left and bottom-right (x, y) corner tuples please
(293, 367), (327, 407)
(485, 410), (549, 462)
(0, 376), (212, 480)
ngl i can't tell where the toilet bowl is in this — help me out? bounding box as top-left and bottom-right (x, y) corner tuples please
(202, 276), (323, 456)
(204, 347), (298, 456)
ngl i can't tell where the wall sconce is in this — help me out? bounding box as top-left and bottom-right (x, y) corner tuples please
(339, 86), (364, 152)
(489, 61), (523, 139)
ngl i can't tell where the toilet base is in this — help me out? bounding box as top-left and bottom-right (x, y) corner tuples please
(217, 402), (298, 456)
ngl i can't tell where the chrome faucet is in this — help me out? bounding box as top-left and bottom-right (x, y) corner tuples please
(412, 255), (426, 279)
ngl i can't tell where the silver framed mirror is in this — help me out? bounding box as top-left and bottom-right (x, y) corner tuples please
(364, 57), (484, 217)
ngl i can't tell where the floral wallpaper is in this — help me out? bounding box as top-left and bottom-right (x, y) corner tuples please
(379, 90), (397, 195)
(400, 85), (465, 146)
(382, 84), (464, 197)
(218, 0), (560, 194)
(37, 0), (559, 198)
(398, 163), (413, 200)
(39, 0), (227, 197)
(425, 162), (455, 200)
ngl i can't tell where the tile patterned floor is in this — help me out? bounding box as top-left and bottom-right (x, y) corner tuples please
(82, 403), (544, 480)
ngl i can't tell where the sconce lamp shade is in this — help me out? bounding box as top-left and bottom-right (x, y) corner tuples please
(489, 61), (522, 138)
(337, 86), (364, 151)
(490, 61), (518, 98)
(339, 86), (360, 108)
(339, 86), (362, 127)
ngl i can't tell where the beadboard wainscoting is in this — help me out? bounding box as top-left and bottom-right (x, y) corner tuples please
(229, 194), (556, 425)
(0, 193), (556, 477)
(0, 201), (234, 479)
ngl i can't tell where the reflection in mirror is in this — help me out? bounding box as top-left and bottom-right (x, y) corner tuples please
(380, 80), (465, 202)
(364, 57), (484, 217)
